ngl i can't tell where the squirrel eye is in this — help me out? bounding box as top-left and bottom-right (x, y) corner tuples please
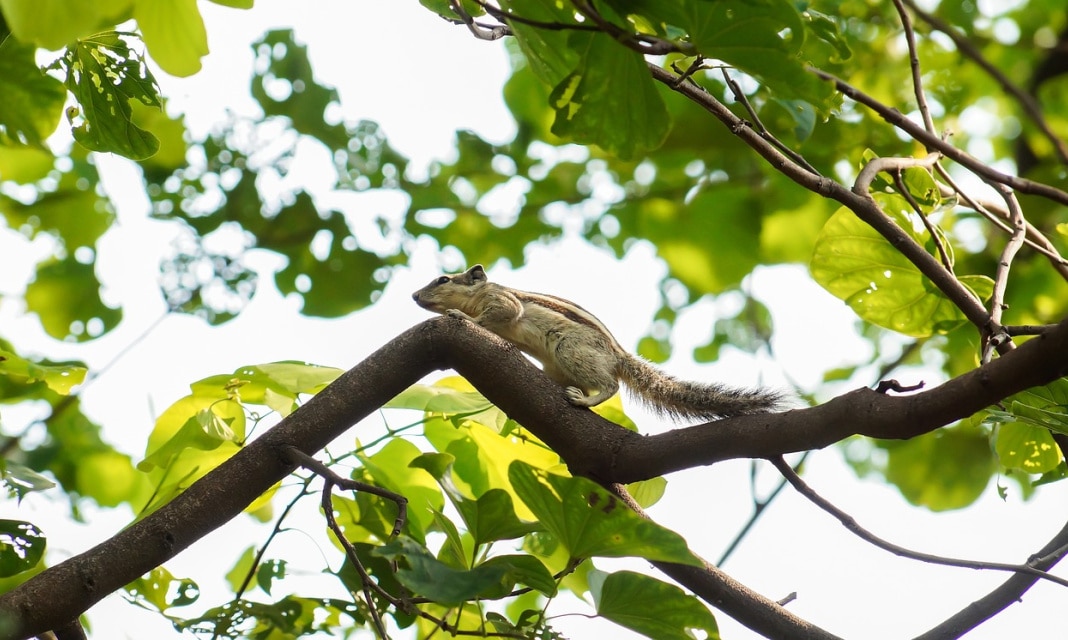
(436, 276), (450, 284)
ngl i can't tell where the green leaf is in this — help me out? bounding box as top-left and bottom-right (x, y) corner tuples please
(0, 143), (54, 183)
(359, 439), (444, 543)
(0, 349), (86, 394)
(0, 37), (66, 145)
(625, 477), (667, 509)
(810, 198), (991, 337)
(373, 537), (508, 605)
(2, 463), (56, 502)
(256, 559), (287, 596)
(74, 450), (149, 507)
(881, 425), (996, 511)
(125, 566), (200, 612)
(684, 0), (835, 111)
(1, 175), (115, 250)
(0, 0), (132, 49)
(478, 554), (558, 599)
(133, 0), (209, 77)
(458, 489), (542, 547)
(0, 520), (46, 578)
(224, 546), (256, 592)
(590, 569), (719, 640)
(139, 400), (245, 471)
(995, 423), (1062, 474)
(508, 461), (702, 565)
(62, 33), (162, 159)
(25, 257), (123, 342)
(549, 32), (670, 160)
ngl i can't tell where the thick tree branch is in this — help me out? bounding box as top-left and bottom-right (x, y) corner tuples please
(2, 315), (1067, 639)
(615, 314), (1068, 480)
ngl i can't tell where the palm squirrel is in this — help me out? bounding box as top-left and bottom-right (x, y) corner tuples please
(412, 264), (783, 421)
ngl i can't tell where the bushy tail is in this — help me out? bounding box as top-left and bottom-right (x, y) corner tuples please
(617, 354), (784, 421)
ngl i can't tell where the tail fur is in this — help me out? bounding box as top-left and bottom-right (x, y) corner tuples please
(617, 354), (783, 421)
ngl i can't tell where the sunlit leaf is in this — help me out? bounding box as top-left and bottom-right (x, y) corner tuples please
(810, 197), (993, 337)
(508, 461), (702, 565)
(995, 423), (1062, 474)
(0, 349), (86, 395)
(62, 33), (161, 159)
(0, 520), (45, 578)
(133, 0), (209, 77)
(125, 566), (200, 612)
(590, 569), (719, 640)
(0, 37), (66, 145)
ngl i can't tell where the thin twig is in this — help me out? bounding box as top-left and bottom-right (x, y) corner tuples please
(933, 165), (1068, 282)
(717, 453), (810, 565)
(449, 0), (510, 41)
(891, 170), (953, 271)
(769, 456), (1068, 588)
(890, 0), (936, 135)
(901, 0), (1068, 166)
(720, 68), (822, 176)
(1004, 324), (1056, 336)
(809, 67), (1068, 207)
(981, 184), (1025, 361)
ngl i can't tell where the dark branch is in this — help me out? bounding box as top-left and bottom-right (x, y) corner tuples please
(2, 315), (1067, 639)
(770, 457), (1068, 588)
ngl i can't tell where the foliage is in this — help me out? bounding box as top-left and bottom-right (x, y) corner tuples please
(1, 0), (1068, 638)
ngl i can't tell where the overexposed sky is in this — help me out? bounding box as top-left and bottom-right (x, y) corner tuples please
(2, 1), (1067, 639)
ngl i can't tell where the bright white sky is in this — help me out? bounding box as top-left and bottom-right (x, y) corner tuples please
(2, 1), (1067, 639)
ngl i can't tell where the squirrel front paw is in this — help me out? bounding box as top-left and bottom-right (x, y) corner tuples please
(446, 309), (475, 322)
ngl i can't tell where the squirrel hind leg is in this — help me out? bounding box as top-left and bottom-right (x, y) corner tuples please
(564, 382), (618, 408)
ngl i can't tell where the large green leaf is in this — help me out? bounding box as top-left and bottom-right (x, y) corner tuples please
(548, 31), (670, 160)
(683, 0), (835, 111)
(508, 461), (701, 565)
(62, 33), (161, 159)
(133, 0), (209, 77)
(810, 196), (993, 337)
(0, 37), (66, 145)
(995, 423), (1062, 474)
(590, 569), (719, 640)
(0, 0), (132, 49)
(881, 425), (997, 511)
(358, 439), (444, 543)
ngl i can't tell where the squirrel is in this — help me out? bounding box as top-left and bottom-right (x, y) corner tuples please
(412, 264), (783, 421)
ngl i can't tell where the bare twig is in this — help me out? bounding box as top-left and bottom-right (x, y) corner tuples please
(449, 0), (510, 41)
(717, 453), (811, 566)
(933, 167), (1068, 282)
(809, 67), (1068, 207)
(769, 456), (1068, 589)
(891, 170), (953, 271)
(1005, 324), (1057, 336)
(982, 184), (1026, 362)
(901, 0), (1068, 166)
(719, 68), (822, 176)
(890, 0), (936, 134)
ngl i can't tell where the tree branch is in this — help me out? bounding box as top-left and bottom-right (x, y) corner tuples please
(647, 64), (999, 338)
(2, 315), (1067, 639)
(769, 456), (1068, 588)
(807, 67), (1068, 207)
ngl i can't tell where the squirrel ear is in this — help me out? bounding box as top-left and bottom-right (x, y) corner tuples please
(468, 264), (487, 280)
